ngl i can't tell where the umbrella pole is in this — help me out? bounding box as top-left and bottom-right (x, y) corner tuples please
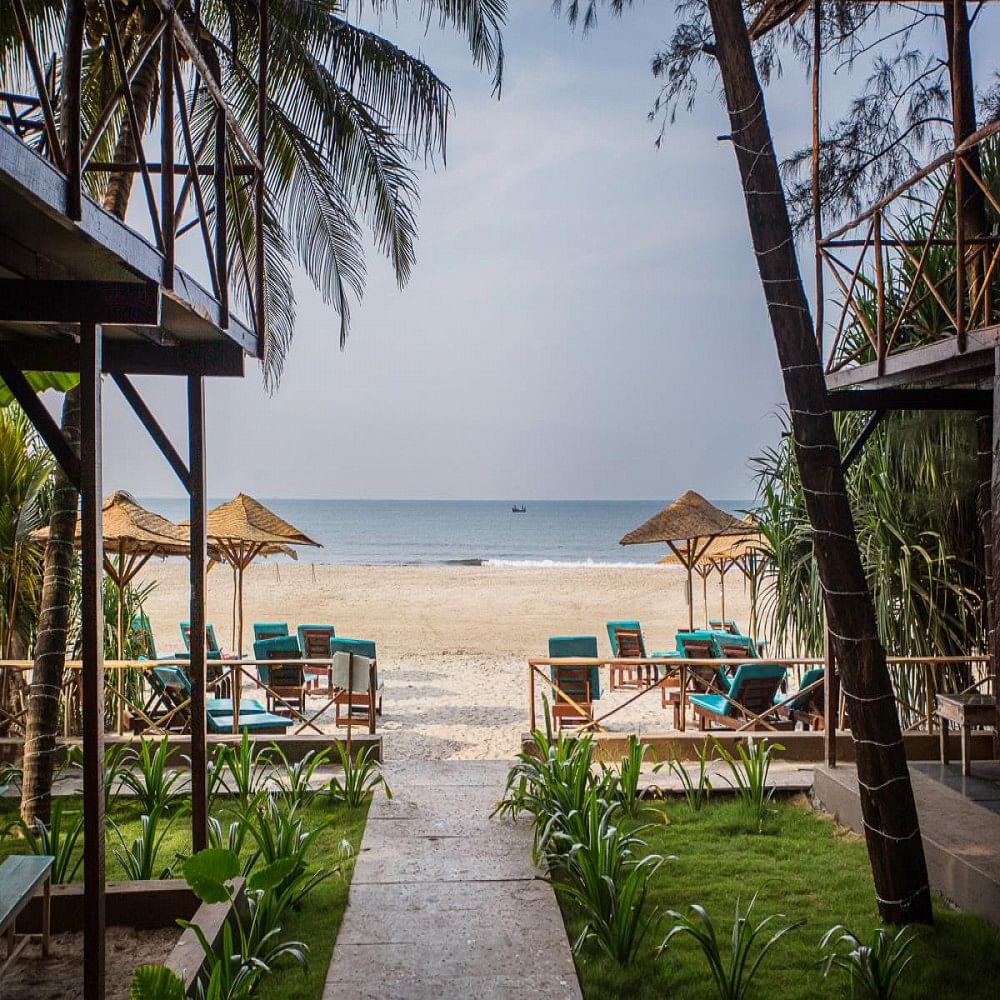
(702, 571), (708, 628)
(720, 570), (726, 625)
(686, 540), (694, 631)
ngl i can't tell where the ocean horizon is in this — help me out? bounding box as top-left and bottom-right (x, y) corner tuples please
(140, 498), (753, 567)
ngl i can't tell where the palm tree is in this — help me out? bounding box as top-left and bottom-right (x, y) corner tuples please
(4, 0), (506, 824)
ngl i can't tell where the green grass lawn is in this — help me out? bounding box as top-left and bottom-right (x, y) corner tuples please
(0, 793), (369, 998)
(558, 796), (1000, 1000)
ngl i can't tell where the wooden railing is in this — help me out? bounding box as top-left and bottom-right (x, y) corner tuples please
(819, 118), (1000, 377)
(527, 655), (993, 735)
(0, 0), (268, 340)
(0, 655), (376, 739)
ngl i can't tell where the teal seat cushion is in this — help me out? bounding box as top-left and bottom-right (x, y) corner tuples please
(782, 667), (824, 710)
(689, 694), (728, 715)
(207, 712), (292, 733)
(330, 637), (376, 659)
(548, 636), (601, 701)
(206, 698), (268, 717)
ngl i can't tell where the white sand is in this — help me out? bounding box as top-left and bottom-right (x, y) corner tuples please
(137, 562), (752, 760)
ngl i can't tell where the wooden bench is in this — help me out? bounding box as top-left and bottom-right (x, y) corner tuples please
(0, 855), (53, 979)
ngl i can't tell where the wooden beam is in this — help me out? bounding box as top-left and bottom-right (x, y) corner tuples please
(111, 374), (190, 490)
(841, 410), (886, 472)
(187, 375), (208, 853)
(829, 388), (993, 411)
(79, 322), (105, 1000)
(826, 325), (1000, 390)
(0, 281), (160, 325)
(0, 350), (81, 485)
(0, 339), (244, 377)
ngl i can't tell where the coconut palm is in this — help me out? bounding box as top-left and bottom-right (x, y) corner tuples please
(4, 0), (506, 824)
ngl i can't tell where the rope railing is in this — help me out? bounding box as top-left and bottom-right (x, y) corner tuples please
(527, 655), (993, 736)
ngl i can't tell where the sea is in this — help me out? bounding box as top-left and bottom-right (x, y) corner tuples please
(142, 499), (753, 567)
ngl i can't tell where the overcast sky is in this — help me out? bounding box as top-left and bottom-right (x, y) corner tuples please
(94, 3), (997, 502)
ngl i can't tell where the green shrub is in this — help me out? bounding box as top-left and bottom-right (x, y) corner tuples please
(655, 740), (713, 812)
(661, 892), (803, 1000)
(714, 737), (783, 832)
(328, 744), (391, 808)
(6, 798), (84, 883)
(119, 736), (189, 815)
(820, 923), (922, 999)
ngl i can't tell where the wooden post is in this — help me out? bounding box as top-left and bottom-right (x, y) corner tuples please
(874, 212), (886, 374)
(924, 662), (936, 734)
(811, 0), (823, 353)
(160, 19), (174, 286)
(992, 349), (1000, 756)
(80, 322), (105, 1000)
(187, 376), (208, 852)
(823, 604), (837, 767)
(528, 663), (536, 732)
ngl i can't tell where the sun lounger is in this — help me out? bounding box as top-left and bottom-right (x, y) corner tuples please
(690, 663), (791, 731)
(252, 636), (307, 714)
(207, 711), (292, 734)
(675, 631), (732, 694)
(329, 638), (383, 716)
(713, 633), (758, 660)
(709, 618), (741, 635)
(547, 636), (600, 731)
(296, 624), (336, 692)
(775, 667), (825, 730)
(329, 650), (378, 731)
(253, 622), (289, 642)
(0, 855), (52, 979)
(130, 613), (186, 661)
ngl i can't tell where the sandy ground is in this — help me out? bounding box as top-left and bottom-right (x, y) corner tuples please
(138, 563), (752, 761)
(5, 927), (176, 1000)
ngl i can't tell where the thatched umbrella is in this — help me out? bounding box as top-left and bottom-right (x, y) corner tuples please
(199, 495), (320, 656)
(621, 491), (747, 630)
(34, 490), (190, 658)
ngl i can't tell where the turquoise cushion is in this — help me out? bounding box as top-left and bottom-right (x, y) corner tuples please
(330, 637), (376, 659)
(783, 667), (824, 710)
(207, 712), (292, 733)
(206, 698), (268, 717)
(710, 633), (757, 659)
(689, 694), (728, 715)
(548, 636), (601, 701)
(253, 622), (289, 641)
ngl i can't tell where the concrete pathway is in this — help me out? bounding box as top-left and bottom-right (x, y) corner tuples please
(322, 760), (582, 1000)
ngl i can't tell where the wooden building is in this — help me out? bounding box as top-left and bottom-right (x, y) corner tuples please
(0, 3), (269, 995)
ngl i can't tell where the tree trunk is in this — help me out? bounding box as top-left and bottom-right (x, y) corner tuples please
(706, 0), (933, 924)
(20, 389), (80, 825)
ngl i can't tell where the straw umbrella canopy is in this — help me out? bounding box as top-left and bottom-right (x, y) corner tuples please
(34, 491), (191, 658)
(621, 491), (747, 630)
(198, 495), (320, 656)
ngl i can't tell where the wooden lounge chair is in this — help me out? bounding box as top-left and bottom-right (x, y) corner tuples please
(0, 855), (52, 980)
(296, 624), (336, 693)
(548, 636), (600, 732)
(690, 663), (791, 731)
(775, 667), (825, 730)
(179, 621), (231, 694)
(329, 638), (383, 716)
(676, 631), (731, 693)
(709, 618), (741, 635)
(606, 620), (644, 689)
(330, 650), (378, 731)
(252, 636), (307, 715)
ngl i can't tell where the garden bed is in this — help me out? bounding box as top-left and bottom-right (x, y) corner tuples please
(557, 796), (1000, 999)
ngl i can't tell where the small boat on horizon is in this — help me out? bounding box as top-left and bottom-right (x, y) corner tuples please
(511, 505), (527, 513)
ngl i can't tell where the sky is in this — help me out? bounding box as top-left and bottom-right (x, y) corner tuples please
(90, 2), (998, 502)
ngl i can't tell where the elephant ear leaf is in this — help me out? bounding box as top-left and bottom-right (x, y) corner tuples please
(0, 372), (79, 408)
(182, 847), (241, 903)
(129, 963), (185, 1000)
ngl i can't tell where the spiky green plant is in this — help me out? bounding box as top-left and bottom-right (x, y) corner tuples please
(655, 740), (714, 812)
(111, 801), (188, 880)
(660, 892), (804, 1000)
(7, 798), (84, 883)
(820, 923), (923, 999)
(118, 736), (189, 815)
(714, 738), (783, 833)
(552, 797), (664, 965)
(328, 743), (392, 808)
(606, 734), (651, 818)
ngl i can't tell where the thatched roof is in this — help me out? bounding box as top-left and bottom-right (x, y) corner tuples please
(34, 490), (190, 555)
(748, 0), (811, 40)
(620, 491), (747, 547)
(658, 519), (762, 568)
(203, 494), (319, 548)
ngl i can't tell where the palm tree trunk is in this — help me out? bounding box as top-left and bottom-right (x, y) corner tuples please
(20, 32), (160, 826)
(20, 389), (80, 825)
(706, 0), (933, 924)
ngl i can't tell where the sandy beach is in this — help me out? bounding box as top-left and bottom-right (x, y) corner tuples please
(138, 562), (752, 760)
